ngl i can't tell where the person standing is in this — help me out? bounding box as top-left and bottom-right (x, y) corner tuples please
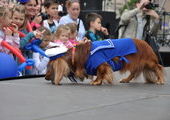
(118, 0), (160, 40)
(59, 0), (85, 41)
(118, 0), (163, 65)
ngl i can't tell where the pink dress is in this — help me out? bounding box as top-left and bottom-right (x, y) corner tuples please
(54, 39), (77, 49)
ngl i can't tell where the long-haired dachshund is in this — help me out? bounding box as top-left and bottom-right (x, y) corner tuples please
(45, 38), (165, 85)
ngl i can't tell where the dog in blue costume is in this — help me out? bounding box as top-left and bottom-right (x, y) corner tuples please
(45, 38), (165, 85)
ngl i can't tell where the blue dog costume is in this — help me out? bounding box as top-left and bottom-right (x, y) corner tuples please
(85, 38), (137, 75)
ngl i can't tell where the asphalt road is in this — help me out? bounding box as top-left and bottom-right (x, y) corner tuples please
(0, 67), (170, 120)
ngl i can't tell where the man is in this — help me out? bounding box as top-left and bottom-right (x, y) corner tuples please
(118, 0), (164, 65)
(118, 0), (160, 40)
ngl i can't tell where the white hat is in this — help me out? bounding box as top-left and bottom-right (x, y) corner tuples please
(45, 44), (68, 57)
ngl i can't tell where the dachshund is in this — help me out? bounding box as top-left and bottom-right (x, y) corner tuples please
(45, 38), (165, 85)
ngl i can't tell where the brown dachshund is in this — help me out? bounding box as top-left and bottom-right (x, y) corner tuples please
(45, 38), (165, 85)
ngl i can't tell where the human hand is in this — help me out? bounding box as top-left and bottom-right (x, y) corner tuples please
(33, 29), (45, 39)
(10, 23), (19, 34)
(83, 37), (90, 42)
(137, 0), (150, 9)
(78, 37), (90, 44)
(101, 27), (109, 35)
(144, 9), (160, 19)
(3, 27), (13, 36)
(8, 2), (15, 9)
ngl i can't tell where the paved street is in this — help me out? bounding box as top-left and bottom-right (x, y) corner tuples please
(0, 67), (170, 120)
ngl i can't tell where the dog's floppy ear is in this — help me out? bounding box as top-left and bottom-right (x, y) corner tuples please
(74, 41), (91, 65)
(45, 61), (54, 81)
(52, 58), (70, 85)
(73, 42), (91, 79)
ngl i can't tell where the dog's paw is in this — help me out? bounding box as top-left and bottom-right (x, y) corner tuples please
(155, 81), (164, 85)
(53, 81), (62, 85)
(156, 79), (165, 85)
(90, 80), (102, 85)
(54, 83), (62, 85)
(120, 79), (129, 83)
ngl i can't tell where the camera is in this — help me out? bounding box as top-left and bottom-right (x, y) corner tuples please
(145, 3), (159, 9)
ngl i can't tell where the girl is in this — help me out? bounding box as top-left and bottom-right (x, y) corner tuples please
(43, 0), (59, 33)
(11, 4), (42, 49)
(11, 4), (45, 75)
(67, 23), (90, 45)
(12, 4), (27, 32)
(0, 6), (20, 55)
(54, 24), (74, 49)
(67, 23), (78, 45)
(54, 24), (89, 49)
(18, 0), (38, 21)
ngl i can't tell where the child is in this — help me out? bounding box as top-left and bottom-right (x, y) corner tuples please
(11, 4), (46, 75)
(12, 4), (27, 32)
(0, 6), (20, 55)
(54, 24), (89, 49)
(32, 27), (52, 75)
(11, 4), (32, 49)
(11, 5), (43, 49)
(66, 23), (89, 46)
(66, 23), (78, 45)
(54, 24), (74, 49)
(43, 0), (59, 33)
(85, 12), (109, 42)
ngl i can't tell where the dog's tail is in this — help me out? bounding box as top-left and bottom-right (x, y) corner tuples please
(133, 39), (165, 84)
(45, 61), (54, 81)
(143, 68), (157, 83)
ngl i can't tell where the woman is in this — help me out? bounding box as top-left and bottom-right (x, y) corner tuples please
(18, 0), (38, 21)
(59, 0), (85, 41)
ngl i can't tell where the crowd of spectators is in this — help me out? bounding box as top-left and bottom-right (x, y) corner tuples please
(0, 0), (160, 77)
